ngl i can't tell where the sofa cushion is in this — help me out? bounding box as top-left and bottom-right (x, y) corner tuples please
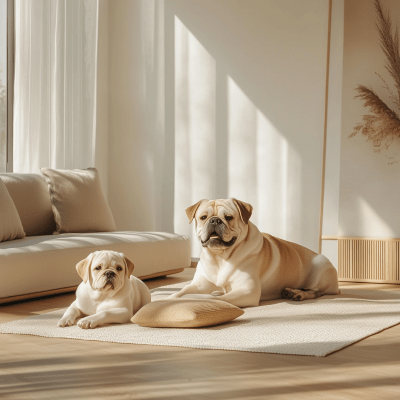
(41, 167), (116, 234)
(0, 231), (191, 298)
(0, 179), (26, 242)
(0, 173), (56, 236)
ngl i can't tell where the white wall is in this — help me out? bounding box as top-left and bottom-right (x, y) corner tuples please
(321, 0), (344, 268)
(107, 0), (331, 256)
(321, 0), (400, 270)
(338, 0), (400, 238)
(108, 0), (170, 232)
(95, 0), (109, 195)
(0, 0), (6, 172)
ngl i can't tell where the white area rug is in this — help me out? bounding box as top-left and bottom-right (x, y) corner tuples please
(1, 281), (400, 357)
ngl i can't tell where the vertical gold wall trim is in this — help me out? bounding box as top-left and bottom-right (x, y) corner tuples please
(319, 0), (333, 253)
(338, 238), (400, 284)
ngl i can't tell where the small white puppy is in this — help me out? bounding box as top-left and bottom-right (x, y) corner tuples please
(58, 250), (151, 329)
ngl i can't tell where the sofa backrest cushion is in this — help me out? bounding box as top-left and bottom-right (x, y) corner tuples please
(40, 167), (116, 234)
(0, 173), (56, 236)
(0, 179), (26, 242)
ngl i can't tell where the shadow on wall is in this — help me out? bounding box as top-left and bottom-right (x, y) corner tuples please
(173, 16), (303, 256)
(168, 0), (329, 256)
(108, 0), (329, 256)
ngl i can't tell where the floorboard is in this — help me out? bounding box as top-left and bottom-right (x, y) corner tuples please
(1, 268), (400, 400)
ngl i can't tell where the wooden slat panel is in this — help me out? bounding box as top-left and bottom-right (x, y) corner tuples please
(338, 238), (400, 284)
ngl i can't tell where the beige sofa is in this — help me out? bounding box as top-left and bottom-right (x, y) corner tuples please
(0, 173), (191, 303)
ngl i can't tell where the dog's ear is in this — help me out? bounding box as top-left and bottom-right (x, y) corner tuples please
(185, 199), (208, 224)
(124, 256), (135, 277)
(232, 198), (253, 224)
(76, 253), (94, 283)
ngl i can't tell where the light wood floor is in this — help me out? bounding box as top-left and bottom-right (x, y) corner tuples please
(1, 268), (400, 400)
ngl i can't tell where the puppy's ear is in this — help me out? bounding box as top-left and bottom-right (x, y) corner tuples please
(232, 198), (253, 224)
(76, 253), (94, 283)
(124, 256), (135, 277)
(185, 199), (207, 224)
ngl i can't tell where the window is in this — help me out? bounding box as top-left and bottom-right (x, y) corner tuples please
(0, 0), (13, 172)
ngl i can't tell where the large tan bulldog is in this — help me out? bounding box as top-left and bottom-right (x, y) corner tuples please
(169, 198), (340, 307)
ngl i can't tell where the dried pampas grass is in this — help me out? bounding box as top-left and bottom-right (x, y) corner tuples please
(351, 0), (400, 162)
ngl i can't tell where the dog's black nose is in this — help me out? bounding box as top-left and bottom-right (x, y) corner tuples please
(105, 270), (115, 278)
(209, 217), (222, 225)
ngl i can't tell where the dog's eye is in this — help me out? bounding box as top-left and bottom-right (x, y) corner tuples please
(116, 266), (123, 271)
(94, 265), (101, 270)
(200, 215), (207, 220)
(225, 215), (233, 221)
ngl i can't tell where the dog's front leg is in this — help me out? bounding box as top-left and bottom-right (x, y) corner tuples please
(58, 301), (83, 327)
(77, 308), (131, 329)
(213, 281), (261, 308)
(168, 274), (219, 299)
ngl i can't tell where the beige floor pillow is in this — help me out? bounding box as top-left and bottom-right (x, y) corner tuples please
(0, 179), (26, 242)
(132, 299), (244, 328)
(41, 167), (116, 234)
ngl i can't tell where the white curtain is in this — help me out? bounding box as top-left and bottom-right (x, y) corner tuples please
(13, 0), (99, 173)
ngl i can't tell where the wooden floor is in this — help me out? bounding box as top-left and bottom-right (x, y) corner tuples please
(1, 268), (400, 400)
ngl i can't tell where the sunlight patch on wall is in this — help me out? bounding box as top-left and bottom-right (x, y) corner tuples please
(227, 77), (301, 240)
(173, 20), (303, 257)
(339, 196), (395, 238)
(174, 16), (216, 256)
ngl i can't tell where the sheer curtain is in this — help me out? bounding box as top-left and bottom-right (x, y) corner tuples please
(13, 0), (99, 173)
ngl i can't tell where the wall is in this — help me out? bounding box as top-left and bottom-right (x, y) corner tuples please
(95, 0), (109, 195)
(321, 0), (400, 271)
(107, 0), (331, 256)
(321, 0), (344, 267)
(338, 0), (400, 239)
(108, 0), (170, 233)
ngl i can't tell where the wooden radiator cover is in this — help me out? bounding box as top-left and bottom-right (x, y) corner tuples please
(338, 238), (400, 283)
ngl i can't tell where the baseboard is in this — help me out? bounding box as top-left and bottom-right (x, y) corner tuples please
(0, 268), (186, 305)
(138, 268), (185, 281)
(0, 286), (79, 305)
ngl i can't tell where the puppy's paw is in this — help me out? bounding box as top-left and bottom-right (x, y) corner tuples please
(58, 317), (76, 327)
(77, 316), (100, 329)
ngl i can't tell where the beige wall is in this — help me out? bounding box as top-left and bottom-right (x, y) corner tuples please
(321, 0), (344, 267)
(95, 0), (109, 195)
(106, 0), (331, 255)
(338, 0), (400, 238)
(108, 0), (169, 232)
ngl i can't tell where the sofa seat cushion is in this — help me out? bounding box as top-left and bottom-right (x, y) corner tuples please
(0, 232), (191, 299)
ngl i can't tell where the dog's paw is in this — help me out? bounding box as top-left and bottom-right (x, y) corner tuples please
(183, 294), (215, 300)
(58, 317), (75, 327)
(211, 291), (225, 297)
(292, 291), (306, 301)
(77, 316), (100, 329)
(282, 288), (306, 301)
(282, 288), (294, 299)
